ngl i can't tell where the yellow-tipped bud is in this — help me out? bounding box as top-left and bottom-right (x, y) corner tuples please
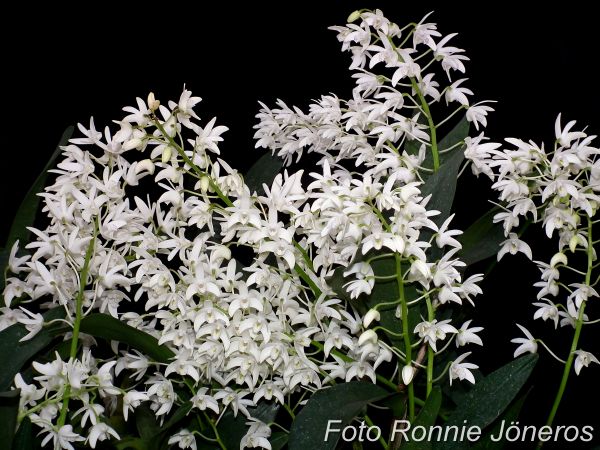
(147, 92), (160, 112)
(162, 146), (173, 163)
(358, 329), (378, 346)
(199, 176), (211, 193)
(347, 10), (362, 23)
(363, 309), (381, 328)
(550, 252), (568, 268)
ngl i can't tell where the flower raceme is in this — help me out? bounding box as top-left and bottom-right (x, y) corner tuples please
(0, 8), (492, 449)
(471, 110), (600, 431)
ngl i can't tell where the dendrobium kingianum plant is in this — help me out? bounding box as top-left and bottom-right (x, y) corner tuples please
(0, 8), (595, 450)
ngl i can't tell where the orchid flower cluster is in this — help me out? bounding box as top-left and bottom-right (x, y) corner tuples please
(469, 114), (600, 428)
(4, 7), (588, 450)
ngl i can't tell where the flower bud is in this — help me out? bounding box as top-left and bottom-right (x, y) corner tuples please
(162, 146), (173, 163)
(363, 309), (381, 328)
(358, 329), (378, 346)
(402, 365), (415, 385)
(212, 245), (232, 261)
(123, 137), (143, 151)
(134, 159), (155, 176)
(347, 10), (361, 23)
(199, 176), (211, 193)
(147, 92), (160, 112)
(550, 252), (568, 268)
(569, 235), (583, 253)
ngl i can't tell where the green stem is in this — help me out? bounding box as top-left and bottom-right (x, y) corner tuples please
(425, 294), (434, 398)
(538, 216), (593, 449)
(203, 412), (226, 450)
(57, 218), (98, 427)
(395, 254), (414, 420)
(152, 116), (233, 207)
(364, 414), (389, 450)
(410, 78), (439, 171)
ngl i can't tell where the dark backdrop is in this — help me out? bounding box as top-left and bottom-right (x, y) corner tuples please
(2, 1), (599, 446)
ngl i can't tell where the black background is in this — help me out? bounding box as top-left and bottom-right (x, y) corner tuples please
(2, 1), (599, 446)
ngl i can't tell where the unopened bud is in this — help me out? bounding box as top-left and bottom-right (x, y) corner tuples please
(212, 245), (232, 261)
(123, 137), (142, 151)
(358, 329), (378, 346)
(550, 252), (568, 268)
(402, 365), (415, 385)
(162, 146), (173, 163)
(347, 10), (362, 23)
(569, 235), (582, 253)
(199, 176), (210, 192)
(147, 92), (160, 112)
(363, 309), (381, 328)
(134, 159), (155, 176)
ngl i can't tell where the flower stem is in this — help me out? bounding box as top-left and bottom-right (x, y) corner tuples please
(410, 78), (439, 171)
(425, 294), (434, 398)
(57, 218), (98, 427)
(203, 411), (227, 450)
(364, 414), (389, 449)
(395, 254), (415, 420)
(538, 216), (593, 448)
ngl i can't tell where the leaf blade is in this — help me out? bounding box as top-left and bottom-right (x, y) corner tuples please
(244, 152), (283, 195)
(436, 354), (538, 450)
(0, 307), (66, 390)
(79, 313), (174, 363)
(0, 389), (20, 449)
(288, 382), (389, 450)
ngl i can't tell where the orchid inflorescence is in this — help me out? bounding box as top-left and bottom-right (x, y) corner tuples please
(0, 8), (596, 450)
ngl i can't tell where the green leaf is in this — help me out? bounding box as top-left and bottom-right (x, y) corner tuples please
(458, 207), (504, 266)
(0, 389), (19, 449)
(420, 147), (465, 229)
(4, 126), (73, 250)
(402, 387), (442, 450)
(0, 307), (66, 390)
(244, 152), (283, 195)
(471, 391), (529, 450)
(0, 127), (73, 292)
(12, 416), (34, 450)
(79, 313), (174, 363)
(218, 402), (280, 450)
(421, 116), (469, 176)
(439, 117), (470, 152)
(270, 432), (289, 450)
(135, 404), (160, 442)
(156, 401), (192, 438)
(436, 354), (538, 450)
(288, 382), (390, 450)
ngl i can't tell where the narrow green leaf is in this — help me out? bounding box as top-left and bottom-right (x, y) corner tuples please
(270, 432), (289, 450)
(471, 391), (529, 450)
(0, 389), (20, 449)
(458, 207), (504, 266)
(421, 116), (469, 177)
(438, 117), (470, 152)
(0, 307), (66, 390)
(420, 147), (464, 228)
(436, 354), (538, 450)
(5, 126), (73, 250)
(12, 416), (34, 450)
(288, 382), (390, 450)
(155, 401), (192, 438)
(244, 152), (283, 195)
(1, 127), (73, 293)
(402, 387), (442, 450)
(79, 313), (174, 363)
(218, 402), (280, 450)
(135, 404), (159, 442)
